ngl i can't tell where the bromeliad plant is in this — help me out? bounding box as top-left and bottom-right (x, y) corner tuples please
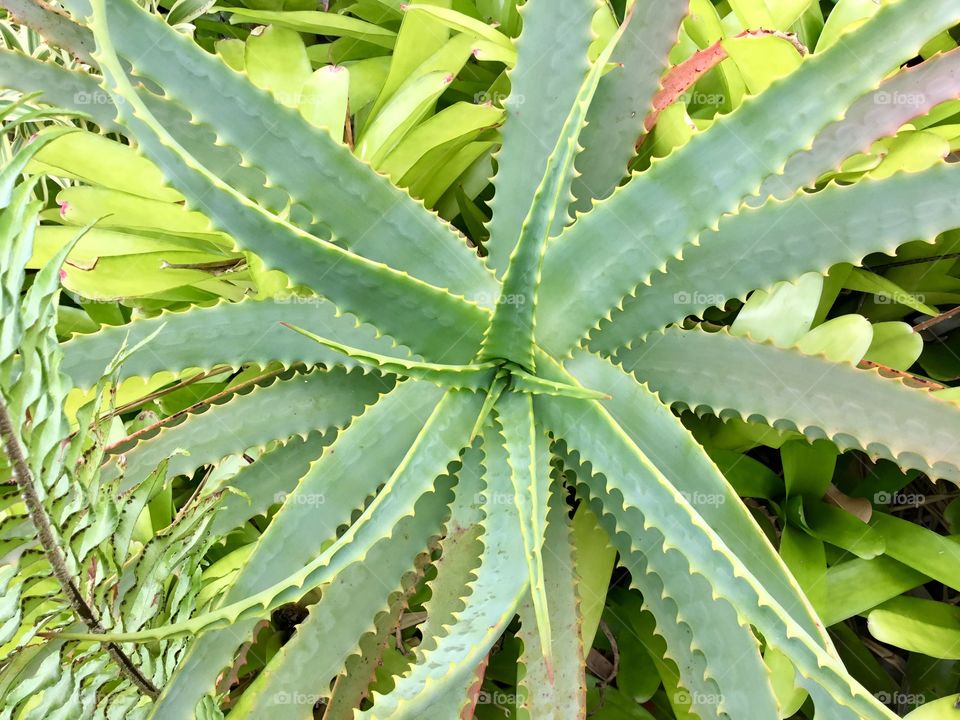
(5, 0), (960, 718)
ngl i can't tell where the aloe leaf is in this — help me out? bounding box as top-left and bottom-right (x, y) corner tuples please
(227, 479), (452, 719)
(498, 391), (552, 670)
(395, 446), (486, 718)
(101, 367), (388, 491)
(281, 322), (498, 389)
(484, 0), (598, 277)
(557, 349), (832, 648)
(0, 47), (288, 212)
(536, 394), (897, 719)
(516, 479), (585, 720)
(594, 497), (779, 720)
(357, 420), (527, 719)
(86, 0), (489, 362)
(592, 163), (960, 353)
(537, 0), (960, 357)
(480, 20), (625, 369)
(82, 0), (496, 307)
(754, 46), (960, 204)
(418, 445), (485, 640)
(207, 432), (331, 537)
(622, 327), (960, 483)
(0, 49), (122, 133)
(137, 383), (465, 718)
(509, 369), (608, 400)
(59, 298), (455, 391)
(73, 390), (479, 641)
(571, 0), (690, 213)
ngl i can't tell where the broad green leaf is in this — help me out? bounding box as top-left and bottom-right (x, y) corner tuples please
(356, 71), (453, 164)
(792, 498), (885, 560)
(27, 130), (181, 203)
(796, 314), (873, 364)
(298, 64), (350, 136)
(221, 7), (399, 48)
(870, 513), (960, 591)
(821, 555), (927, 626)
(816, 0), (893, 51)
(364, 0), (452, 123)
(571, 503), (615, 649)
(244, 25), (312, 107)
(845, 267), (939, 316)
(731, 272), (823, 346)
(868, 598), (960, 659)
(904, 695), (960, 719)
(378, 101), (503, 183)
(865, 321), (923, 370)
(721, 33), (804, 94)
(403, 4), (513, 51)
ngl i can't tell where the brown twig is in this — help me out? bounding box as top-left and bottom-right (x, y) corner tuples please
(913, 305), (960, 334)
(97, 366), (234, 423)
(0, 400), (158, 698)
(105, 365), (296, 454)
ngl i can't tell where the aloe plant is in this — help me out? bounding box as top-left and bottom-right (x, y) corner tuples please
(4, 0), (960, 718)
